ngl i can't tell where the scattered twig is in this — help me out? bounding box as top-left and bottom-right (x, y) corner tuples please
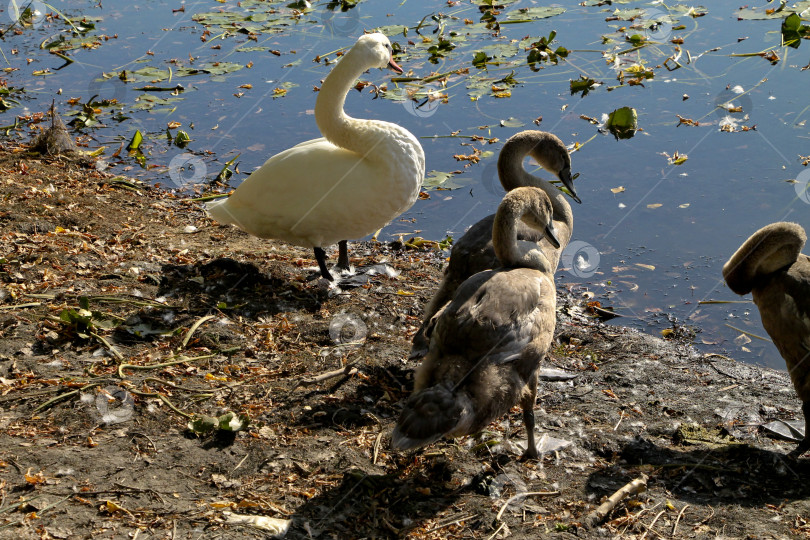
(32, 382), (103, 414)
(0, 302), (41, 310)
(495, 491), (560, 522)
(117, 349), (239, 378)
(129, 432), (157, 451)
(672, 503), (689, 537)
(0, 494), (72, 531)
(724, 323), (772, 343)
(425, 513), (478, 534)
(233, 452), (250, 472)
(486, 522), (506, 540)
(157, 393), (193, 419)
(373, 432), (383, 465)
(581, 474), (648, 529)
(180, 314), (216, 349)
(639, 508), (666, 540)
(0, 495), (43, 515)
(89, 331), (124, 361)
(291, 362), (358, 390)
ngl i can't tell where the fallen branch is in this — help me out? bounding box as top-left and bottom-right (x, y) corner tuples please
(581, 474), (648, 529)
(291, 363), (358, 390)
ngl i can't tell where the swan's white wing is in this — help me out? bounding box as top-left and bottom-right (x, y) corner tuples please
(208, 139), (412, 247)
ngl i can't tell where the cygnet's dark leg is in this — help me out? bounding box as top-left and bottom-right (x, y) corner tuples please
(313, 247), (334, 281)
(410, 278), (455, 360)
(519, 377), (539, 460)
(336, 240), (350, 271)
(788, 401), (810, 459)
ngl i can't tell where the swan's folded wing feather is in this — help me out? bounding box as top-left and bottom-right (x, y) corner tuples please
(431, 269), (555, 366)
(208, 140), (406, 246)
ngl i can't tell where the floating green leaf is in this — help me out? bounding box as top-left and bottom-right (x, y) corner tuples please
(606, 106), (638, 140)
(781, 12), (810, 48)
(174, 130), (191, 148)
(570, 75), (598, 97)
(128, 129), (143, 150)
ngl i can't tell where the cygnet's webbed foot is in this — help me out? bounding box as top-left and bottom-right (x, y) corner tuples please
(787, 402), (810, 459)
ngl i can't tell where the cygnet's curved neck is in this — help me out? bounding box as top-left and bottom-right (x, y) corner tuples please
(493, 192), (553, 272)
(723, 222), (807, 295)
(497, 132), (573, 243)
(314, 48), (376, 154)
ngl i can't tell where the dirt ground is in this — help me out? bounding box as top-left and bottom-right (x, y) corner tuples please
(2, 145), (810, 540)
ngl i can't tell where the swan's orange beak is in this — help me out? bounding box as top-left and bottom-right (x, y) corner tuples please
(388, 56), (404, 74)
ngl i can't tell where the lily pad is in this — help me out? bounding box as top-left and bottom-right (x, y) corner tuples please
(505, 6), (566, 21)
(737, 1), (810, 20)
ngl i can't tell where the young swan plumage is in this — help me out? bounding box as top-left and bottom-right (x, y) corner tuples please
(392, 186), (561, 459)
(206, 33), (425, 281)
(410, 130), (577, 359)
(722, 222), (810, 458)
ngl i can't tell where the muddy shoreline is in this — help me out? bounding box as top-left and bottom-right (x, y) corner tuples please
(1, 150), (810, 539)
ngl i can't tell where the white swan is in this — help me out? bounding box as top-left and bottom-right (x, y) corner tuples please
(206, 33), (425, 280)
(410, 130), (576, 358)
(392, 186), (561, 459)
(723, 222), (810, 458)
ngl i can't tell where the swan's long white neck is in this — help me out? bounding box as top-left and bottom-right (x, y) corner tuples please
(493, 195), (553, 272)
(498, 134), (573, 244)
(314, 48), (379, 155)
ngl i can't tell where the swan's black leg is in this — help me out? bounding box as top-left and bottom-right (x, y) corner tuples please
(336, 240), (350, 271)
(520, 376), (539, 460)
(313, 247), (334, 281)
(788, 401), (810, 459)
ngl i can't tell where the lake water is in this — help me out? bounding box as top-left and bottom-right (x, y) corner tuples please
(4, 0), (810, 370)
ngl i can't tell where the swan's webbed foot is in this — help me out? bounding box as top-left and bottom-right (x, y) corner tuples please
(787, 401), (810, 459)
(313, 247), (335, 281)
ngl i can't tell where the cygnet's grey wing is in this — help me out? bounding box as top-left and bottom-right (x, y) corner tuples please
(432, 268), (556, 369)
(755, 257), (810, 401)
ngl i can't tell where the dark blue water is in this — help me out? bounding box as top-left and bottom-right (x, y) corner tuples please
(3, 0), (809, 369)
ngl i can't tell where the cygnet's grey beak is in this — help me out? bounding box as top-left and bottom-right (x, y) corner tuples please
(388, 56), (403, 74)
(545, 221), (561, 249)
(559, 166), (581, 204)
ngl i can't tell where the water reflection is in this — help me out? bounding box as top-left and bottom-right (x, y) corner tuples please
(2, 0), (808, 370)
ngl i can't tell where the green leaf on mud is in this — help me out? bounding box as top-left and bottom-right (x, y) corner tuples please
(188, 415), (218, 434)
